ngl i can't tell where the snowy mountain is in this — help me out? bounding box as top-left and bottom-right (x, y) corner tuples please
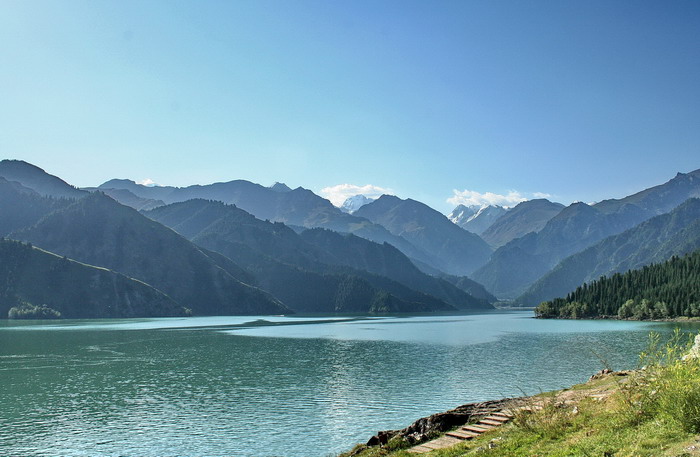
(340, 194), (374, 213)
(449, 204), (508, 235)
(448, 204), (479, 225)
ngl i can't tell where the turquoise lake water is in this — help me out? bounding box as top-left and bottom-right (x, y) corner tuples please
(1, 311), (698, 457)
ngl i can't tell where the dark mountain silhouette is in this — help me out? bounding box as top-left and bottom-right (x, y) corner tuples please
(473, 170), (700, 298)
(0, 160), (86, 199)
(480, 199), (564, 247)
(354, 195), (493, 276)
(10, 193), (289, 315)
(145, 199), (492, 311)
(0, 239), (184, 319)
(98, 179), (441, 271)
(517, 198), (700, 306)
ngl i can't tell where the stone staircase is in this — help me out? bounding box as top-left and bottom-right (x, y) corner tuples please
(407, 411), (514, 454)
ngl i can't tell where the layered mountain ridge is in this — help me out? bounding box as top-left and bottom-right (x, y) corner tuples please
(473, 169), (700, 298)
(1, 158), (698, 319)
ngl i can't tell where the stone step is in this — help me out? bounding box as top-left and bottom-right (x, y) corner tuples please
(432, 436), (463, 446)
(484, 415), (510, 423)
(446, 429), (479, 440)
(479, 419), (505, 427)
(462, 424), (492, 433)
(407, 409), (516, 454)
(421, 441), (446, 450)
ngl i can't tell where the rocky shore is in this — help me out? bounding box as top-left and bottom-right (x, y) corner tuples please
(343, 368), (629, 457)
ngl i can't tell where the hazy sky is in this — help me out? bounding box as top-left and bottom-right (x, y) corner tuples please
(1, 1), (698, 213)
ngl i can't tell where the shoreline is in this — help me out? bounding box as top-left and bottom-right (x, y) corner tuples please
(341, 368), (633, 457)
(536, 315), (700, 323)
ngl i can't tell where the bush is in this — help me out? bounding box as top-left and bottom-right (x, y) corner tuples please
(618, 330), (700, 432)
(8, 302), (62, 319)
(513, 395), (573, 440)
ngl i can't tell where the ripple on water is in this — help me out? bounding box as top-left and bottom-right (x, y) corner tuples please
(0, 312), (697, 457)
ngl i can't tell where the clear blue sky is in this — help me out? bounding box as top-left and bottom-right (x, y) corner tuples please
(1, 0), (698, 212)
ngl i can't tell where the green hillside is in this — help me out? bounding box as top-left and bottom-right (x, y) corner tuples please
(518, 198), (700, 306)
(146, 199), (480, 312)
(11, 193), (289, 316)
(0, 239), (185, 318)
(535, 249), (700, 319)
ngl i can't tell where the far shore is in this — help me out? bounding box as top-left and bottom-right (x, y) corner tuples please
(535, 315), (700, 323)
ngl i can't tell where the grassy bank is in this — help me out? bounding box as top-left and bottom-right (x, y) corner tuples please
(341, 331), (700, 457)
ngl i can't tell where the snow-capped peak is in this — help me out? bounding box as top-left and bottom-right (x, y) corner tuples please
(449, 204), (509, 234)
(340, 194), (374, 214)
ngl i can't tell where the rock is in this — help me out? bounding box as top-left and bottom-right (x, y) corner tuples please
(588, 368), (613, 381)
(682, 334), (700, 360)
(365, 398), (524, 447)
(366, 430), (396, 446)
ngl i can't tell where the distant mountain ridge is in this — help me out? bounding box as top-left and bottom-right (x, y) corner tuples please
(449, 204), (508, 235)
(98, 179), (455, 274)
(0, 159), (86, 199)
(473, 170), (700, 298)
(83, 187), (166, 211)
(480, 199), (564, 247)
(145, 199), (493, 311)
(145, 200), (456, 312)
(517, 198), (700, 306)
(355, 195), (493, 276)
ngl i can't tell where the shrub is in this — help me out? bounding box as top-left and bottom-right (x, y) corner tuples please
(8, 302), (62, 319)
(617, 330), (700, 432)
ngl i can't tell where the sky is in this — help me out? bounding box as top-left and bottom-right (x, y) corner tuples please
(1, 1), (699, 213)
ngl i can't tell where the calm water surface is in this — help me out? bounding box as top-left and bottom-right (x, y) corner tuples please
(1, 311), (698, 457)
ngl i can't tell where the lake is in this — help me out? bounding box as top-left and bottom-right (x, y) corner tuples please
(1, 311), (698, 457)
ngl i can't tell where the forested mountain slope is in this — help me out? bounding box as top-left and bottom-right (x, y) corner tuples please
(518, 198), (700, 306)
(0, 239), (184, 318)
(11, 193), (289, 315)
(535, 249), (700, 319)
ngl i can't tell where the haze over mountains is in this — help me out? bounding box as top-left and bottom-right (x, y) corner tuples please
(0, 160), (494, 317)
(472, 169), (700, 299)
(518, 198), (700, 306)
(0, 158), (698, 318)
(145, 199), (491, 312)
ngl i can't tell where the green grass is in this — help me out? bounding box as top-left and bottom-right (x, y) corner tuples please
(341, 331), (700, 457)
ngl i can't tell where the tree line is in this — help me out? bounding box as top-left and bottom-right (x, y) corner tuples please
(535, 249), (700, 319)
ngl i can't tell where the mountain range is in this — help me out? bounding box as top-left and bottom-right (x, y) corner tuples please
(472, 170), (700, 298)
(0, 158), (698, 318)
(145, 199), (491, 311)
(448, 204), (508, 236)
(517, 198), (700, 306)
(0, 160), (493, 317)
(354, 195), (493, 276)
(97, 178), (487, 276)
